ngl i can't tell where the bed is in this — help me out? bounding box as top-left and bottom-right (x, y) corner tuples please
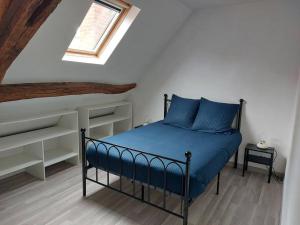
(81, 94), (244, 225)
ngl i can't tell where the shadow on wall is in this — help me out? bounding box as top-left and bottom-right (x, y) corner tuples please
(0, 93), (130, 121)
(131, 90), (287, 173)
(130, 0), (300, 174)
(239, 103), (286, 172)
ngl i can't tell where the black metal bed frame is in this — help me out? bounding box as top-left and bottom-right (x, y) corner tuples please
(81, 94), (244, 225)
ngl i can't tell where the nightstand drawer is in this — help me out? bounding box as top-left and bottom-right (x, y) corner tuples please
(247, 155), (272, 165)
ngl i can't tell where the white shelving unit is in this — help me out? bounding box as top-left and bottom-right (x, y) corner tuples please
(78, 101), (132, 143)
(0, 110), (79, 180)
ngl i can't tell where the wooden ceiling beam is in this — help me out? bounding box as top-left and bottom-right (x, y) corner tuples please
(0, 1), (137, 102)
(0, 0), (61, 82)
(0, 0), (12, 21)
(0, 82), (136, 103)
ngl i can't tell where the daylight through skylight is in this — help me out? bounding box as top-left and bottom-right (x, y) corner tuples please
(68, 2), (121, 54)
(63, 0), (140, 65)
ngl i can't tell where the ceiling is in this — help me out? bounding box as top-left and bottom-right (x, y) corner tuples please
(179, 0), (259, 9)
(5, 0), (191, 84)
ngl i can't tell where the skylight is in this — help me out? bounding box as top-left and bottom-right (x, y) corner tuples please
(63, 0), (140, 65)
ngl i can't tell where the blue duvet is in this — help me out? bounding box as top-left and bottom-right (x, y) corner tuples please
(86, 121), (242, 198)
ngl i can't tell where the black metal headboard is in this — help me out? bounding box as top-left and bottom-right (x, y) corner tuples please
(163, 94), (244, 168)
(164, 94), (172, 118)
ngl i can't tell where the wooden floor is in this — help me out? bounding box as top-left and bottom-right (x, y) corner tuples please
(0, 163), (282, 225)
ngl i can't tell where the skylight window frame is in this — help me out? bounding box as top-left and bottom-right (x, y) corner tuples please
(63, 0), (140, 65)
(66, 0), (128, 56)
(96, 0), (123, 12)
(67, 9), (121, 55)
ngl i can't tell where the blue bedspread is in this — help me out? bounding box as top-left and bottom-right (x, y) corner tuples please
(86, 121), (242, 198)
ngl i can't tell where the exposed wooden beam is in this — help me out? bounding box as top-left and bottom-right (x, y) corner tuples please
(0, 0), (11, 21)
(0, 0), (61, 82)
(0, 82), (136, 102)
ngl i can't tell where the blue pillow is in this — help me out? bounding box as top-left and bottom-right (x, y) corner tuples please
(163, 95), (200, 129)
(192, 98), (239, 132)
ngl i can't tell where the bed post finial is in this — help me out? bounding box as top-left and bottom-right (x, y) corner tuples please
(185, 151), (192, 160)
(183, 151), (192, 225)
(164, 94), (168, 118)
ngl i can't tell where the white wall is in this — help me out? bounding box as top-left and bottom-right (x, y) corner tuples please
(4, 0), (191, 84)
(0, 93), (129, 121)
(131, 0), (300, 172)
(281, 71), (300, 225)
(0, 0), (191, 121)
(180, 0), (260, 9)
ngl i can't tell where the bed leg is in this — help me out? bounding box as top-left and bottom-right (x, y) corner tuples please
(83, 176), (86, 197)
(234, 151), (238, 169)
(216, 172), (220, 195)
(183, 151), (192, 225)
(141, 185), (145, 201)
(81, 129), (87, 197)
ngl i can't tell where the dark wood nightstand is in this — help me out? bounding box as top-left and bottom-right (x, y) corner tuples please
(243, 143), (274, 183)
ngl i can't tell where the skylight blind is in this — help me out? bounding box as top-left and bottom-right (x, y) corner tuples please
(68, 1), (122, 52)
(95, 0), (122, 12)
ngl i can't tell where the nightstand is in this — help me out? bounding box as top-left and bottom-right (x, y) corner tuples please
(243, 143), (274, 183)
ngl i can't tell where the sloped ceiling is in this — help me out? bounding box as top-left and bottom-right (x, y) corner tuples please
(179, 0), (260, 9)
(4, 0), (191, 84)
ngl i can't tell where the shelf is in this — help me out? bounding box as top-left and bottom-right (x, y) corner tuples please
(84, 101), (131, 111)
(44, 148), (78, 167)
(0, 109), (79, 180)
(0, 127), (77, 152)
(78, 101), (132, 161)
(0, 153), (42, 177)
(0, 110), (77, 125)
(248, 155), (272, 165)
(89, 114), (130, 128)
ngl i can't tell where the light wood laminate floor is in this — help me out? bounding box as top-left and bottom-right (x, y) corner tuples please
(0, 163), (282, 225)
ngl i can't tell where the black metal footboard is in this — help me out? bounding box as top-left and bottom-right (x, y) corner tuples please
(81, 129), (192, 225)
